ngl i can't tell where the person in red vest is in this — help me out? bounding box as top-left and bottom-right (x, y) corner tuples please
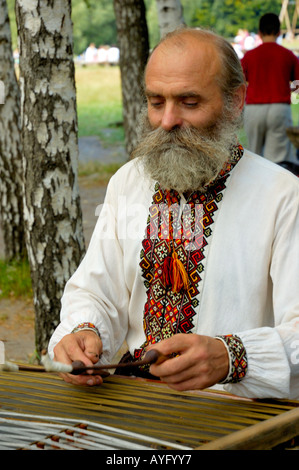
(241, 13), (299, 166)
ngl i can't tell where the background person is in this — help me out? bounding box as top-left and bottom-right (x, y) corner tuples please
(241, 13), (299, 165)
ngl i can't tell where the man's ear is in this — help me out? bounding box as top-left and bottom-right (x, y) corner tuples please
(234, 83), (246, 116)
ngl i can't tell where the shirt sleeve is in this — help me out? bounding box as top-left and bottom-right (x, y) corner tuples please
(224, 180), (299, 399)
(48, 174), (130, 365)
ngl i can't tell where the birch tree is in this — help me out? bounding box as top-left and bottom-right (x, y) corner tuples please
(0, 0), (26, 260)
(156, 0), (185, 38)
(113, 0), (149, 157)
(15, 0), (85, 355)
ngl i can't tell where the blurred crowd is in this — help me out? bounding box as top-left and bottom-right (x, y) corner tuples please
(230, 28), (296, 59)
(232, 28), (266, 58)
(76, 43), (120, 66)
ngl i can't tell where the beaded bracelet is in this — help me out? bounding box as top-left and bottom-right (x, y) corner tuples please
(215, 334), (248, 384)
(72, 322), (101, 337)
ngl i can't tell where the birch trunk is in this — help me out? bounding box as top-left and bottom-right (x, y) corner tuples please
(0, 0), (26, 260)
(113, 0), (149, 157)
(15, 0), (85, 354)
(155, 0), (185, 38)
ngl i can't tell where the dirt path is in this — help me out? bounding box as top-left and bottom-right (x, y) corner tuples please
(0, 137), (126, 362)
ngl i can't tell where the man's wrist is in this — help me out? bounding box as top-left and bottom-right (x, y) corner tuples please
(72, 322), (101, 338)
(215, 334), (248, 384)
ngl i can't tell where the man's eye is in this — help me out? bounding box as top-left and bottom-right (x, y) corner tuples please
(149, 100), (163, 107)
(183, 101), (198, 107)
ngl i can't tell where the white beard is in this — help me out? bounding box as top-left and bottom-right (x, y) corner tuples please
(132, 109), (241, 194)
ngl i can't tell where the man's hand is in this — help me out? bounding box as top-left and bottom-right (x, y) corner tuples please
(53, 330), (103, 386)
(148, 333), (229, 391)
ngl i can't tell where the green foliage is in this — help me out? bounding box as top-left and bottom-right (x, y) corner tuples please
(194, 0), (282, 38)
(72, 0), (118, 55)
(0, 258), (32, 299)
(145, 0), (284, 43)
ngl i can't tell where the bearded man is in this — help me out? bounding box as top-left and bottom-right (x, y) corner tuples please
(49, 28), (299, 399)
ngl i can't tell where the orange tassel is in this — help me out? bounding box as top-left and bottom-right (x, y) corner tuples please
(171, 252), (189, 293)
(162, 190), (189, 293)
(162, 252), (189, 293)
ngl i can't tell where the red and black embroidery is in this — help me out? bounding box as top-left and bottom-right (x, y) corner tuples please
(134, 145), (244, 361)
(216, 334), (248, 383)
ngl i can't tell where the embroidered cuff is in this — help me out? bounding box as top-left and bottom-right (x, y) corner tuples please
(215, 334), (248, 384)
(72, 322), (101, 337)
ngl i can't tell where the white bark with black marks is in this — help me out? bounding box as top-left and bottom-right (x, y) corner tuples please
(0, 0), (26, 260)
(16, 0), (85, 353)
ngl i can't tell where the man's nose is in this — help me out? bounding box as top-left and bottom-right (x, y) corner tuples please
(161, 103), (183, 131)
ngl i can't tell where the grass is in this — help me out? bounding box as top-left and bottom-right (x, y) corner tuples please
(75, 65), (126, 180)
(292, 101), (299, 126)
(75, 65), (124, 145)
(0, 258), (32, 300)
(78, 161), (123, 186)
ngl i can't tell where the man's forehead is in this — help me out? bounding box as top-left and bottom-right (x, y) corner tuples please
(145, 35), (221, 91)
(147, 34), (220, 72)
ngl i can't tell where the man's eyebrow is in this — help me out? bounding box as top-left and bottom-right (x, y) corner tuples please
(177, 92), (201, 98)
(145, 89), (201, 98)
(145, 89), (161, 97)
